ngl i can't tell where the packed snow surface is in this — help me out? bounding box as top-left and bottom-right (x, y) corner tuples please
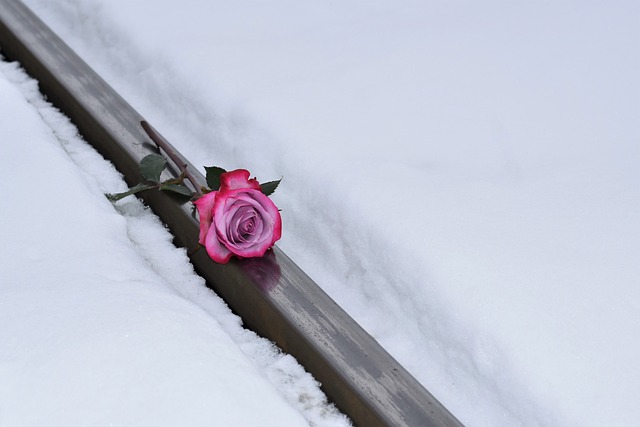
(14, 0), (640, 425)
(0, 60), (349, 426)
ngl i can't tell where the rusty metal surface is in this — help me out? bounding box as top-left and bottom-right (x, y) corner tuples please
(0, 1), (463, 425)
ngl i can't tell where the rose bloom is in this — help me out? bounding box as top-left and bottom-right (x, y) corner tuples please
(194, 169), (282, 264)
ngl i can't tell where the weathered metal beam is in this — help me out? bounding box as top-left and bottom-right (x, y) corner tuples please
(0, 1), (463, 425)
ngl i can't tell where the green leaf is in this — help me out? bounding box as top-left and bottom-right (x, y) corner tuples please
(106, 183), (155, 202)
(160, 183), (193, 198)
(204, 166), (227, 191)
(260, 178), (282, 196)
(139, 153), (167, 183)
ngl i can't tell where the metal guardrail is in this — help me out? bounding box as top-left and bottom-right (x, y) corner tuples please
(0, 1), (463, 425)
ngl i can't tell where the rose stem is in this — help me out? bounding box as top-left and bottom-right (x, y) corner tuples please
(140, 120), (203, 197)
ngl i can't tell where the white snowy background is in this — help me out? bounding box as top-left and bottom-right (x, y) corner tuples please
(3, 0), (640, 426)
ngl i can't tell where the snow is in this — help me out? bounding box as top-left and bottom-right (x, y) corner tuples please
(0, 60), (349, 426)
(6, 0), (640, 426)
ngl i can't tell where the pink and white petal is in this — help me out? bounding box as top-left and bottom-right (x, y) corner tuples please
(220, 169), (261, 191)
(270, 212), (282, 245)
(204, 225), (233, 264)
(193, 191), (217, 245)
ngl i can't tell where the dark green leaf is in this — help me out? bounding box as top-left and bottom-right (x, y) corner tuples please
(139, 154), (167, 183)
(204, 166), (227, 191)
(106, 183), (155, 202)
(260, 178), (282, 196)
(160, 183), (193, 198)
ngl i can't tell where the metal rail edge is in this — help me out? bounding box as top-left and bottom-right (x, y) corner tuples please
(0, 1), (463, 426)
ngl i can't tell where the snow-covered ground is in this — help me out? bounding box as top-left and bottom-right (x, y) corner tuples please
(6, 0), (640, 425)
(0, 60), (349, 426)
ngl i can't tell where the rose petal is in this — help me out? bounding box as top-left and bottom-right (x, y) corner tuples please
(203, 223), (233, 264)
(246, 190), (281, 246)
(213, 188), (282, 258)
(220, 169), (260, 192)
(232, 212), (264, 248)
(218, 196), (266, 244)
(229, 207), (258, 244)
(193, 191), (217, 245)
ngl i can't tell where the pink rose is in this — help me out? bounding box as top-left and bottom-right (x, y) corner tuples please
(194, 169), (282, 264)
